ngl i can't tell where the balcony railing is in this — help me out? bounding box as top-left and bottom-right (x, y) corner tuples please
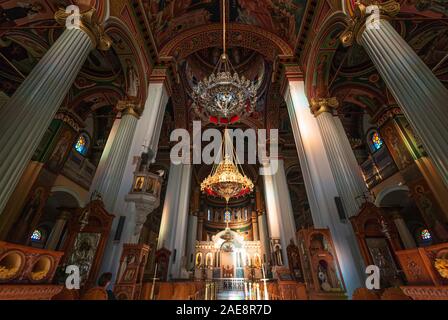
(61, 151), (96, 189)
(361, 147), (398, 189)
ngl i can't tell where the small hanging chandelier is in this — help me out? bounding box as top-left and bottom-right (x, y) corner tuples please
(201, 130), (254, 202)
(192, 0), (257, 125)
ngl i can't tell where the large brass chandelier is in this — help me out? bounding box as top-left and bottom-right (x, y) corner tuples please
(201, 131), (254, 203)
(192, 0), (257, 125)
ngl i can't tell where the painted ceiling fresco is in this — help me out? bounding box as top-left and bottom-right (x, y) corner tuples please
(143, 0), (308, 49)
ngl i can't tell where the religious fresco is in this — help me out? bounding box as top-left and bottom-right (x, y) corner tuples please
(144, 0), (308, 47)
(0, 30), (48, 94)
(406, 22), (448, 83)
(344, 0), (446, 18)
(144, 0), (221, 47)
(46, 126), (77, 173)
(233, 0), (307, 44)
(0, 1), (50, 27)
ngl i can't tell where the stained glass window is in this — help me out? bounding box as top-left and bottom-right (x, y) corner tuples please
(421, 229), (432, 241)
(74, 134), (88, 155)
(31, 229), (42, 242)
(224, 210), (231, 223)
(371, 132), (383, 151)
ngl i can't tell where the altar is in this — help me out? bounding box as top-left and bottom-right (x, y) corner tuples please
(194, 227), (262, 280)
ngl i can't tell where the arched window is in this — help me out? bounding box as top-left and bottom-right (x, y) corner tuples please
(224, 210), (231, 223)
(30, 229), (42, 242)
(370, 131), (384, 151)
(74, 133), (89, 155)
(207, 209), (212, 221)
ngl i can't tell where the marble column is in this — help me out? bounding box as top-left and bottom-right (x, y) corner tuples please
(0, 8), (111, 214)
(171, 164), (192, 279)
(262, 163), (289, 267)
(252, 211), (259, 241)
(272, 159), (298, 245)
(46, 211), (71, 250)
(99, 74), (170, 281)
(157, 163), (192, 279)
(197, 213), (204, 242)
(90, 101), (140, 212)
(144, 70), (170, 162)
(186, 213), (198, 270)
(186, 188), (200, 270)
(341, 0), (448, 186)
(392, 213), (416, 249)
(283, 76), (364, 297)
(312, 97), (369, 218)
(157, 163), (183, 252)
(258, 212), (270, 264)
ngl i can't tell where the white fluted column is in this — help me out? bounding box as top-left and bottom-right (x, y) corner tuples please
(157, 163), (192, 279)
(262, 165), (289, 267)
(157, 164), (183, 252)
(356, 15), (448, 186)
(252, 211), (259, 241)
(90, 104), (139, 212)
(186, 213), (198, 270)
(144, 72), (170, 161)
(258, 213), (270, 264)
(284, 77), (364, 297)
(0, 9), (110, 214)
(171, 164), (193, 279)
(312, 100), (369, 217)
(99, 75), (170, 281)
(392, 213), (417, 249)
(272, 159), (298, 245)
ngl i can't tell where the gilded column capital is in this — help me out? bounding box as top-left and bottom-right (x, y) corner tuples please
(55, 7), (112, 51)
(310, 97), (339, 117)
(340, 0), (400, 47)
(117, 99), (142, 119)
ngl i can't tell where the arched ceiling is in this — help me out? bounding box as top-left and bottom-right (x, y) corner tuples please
(1, 0), (447, 161)
(142, 0), (308, 51)
(305, 1), (448, 162)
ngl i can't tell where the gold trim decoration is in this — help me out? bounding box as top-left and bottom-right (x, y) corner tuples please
(310, 97), (339, 117)
(340, 0), (400, 47)
(55, 8), (112, 51)
(200, 131), (254, 203)
(116, 99), (142, 119)
(435, 258), (448, 279)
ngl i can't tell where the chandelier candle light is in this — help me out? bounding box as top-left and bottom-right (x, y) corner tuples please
(192, 0), (258, 125)
(201, 130), (254, 202)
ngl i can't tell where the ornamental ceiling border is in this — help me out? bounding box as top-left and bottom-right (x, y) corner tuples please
(158, 23), (294, 62)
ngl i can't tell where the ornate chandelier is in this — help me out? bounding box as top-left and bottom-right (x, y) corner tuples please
(192, 0), (257, 125)
(201, 131), (254, 202)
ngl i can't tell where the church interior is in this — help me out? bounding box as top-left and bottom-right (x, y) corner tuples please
(0, 0), (448, 301)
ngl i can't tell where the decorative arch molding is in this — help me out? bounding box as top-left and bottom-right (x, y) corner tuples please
(104, 17), (149, 105)
(70, 85), (124, 116)
(305, 11), (348, 98)
(285, 163), (302, 177)
(50, 186), (85, 207)
(329, 82), (387, 116)
(159, 23), (294, 62)
(375, 185), (410, 207)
